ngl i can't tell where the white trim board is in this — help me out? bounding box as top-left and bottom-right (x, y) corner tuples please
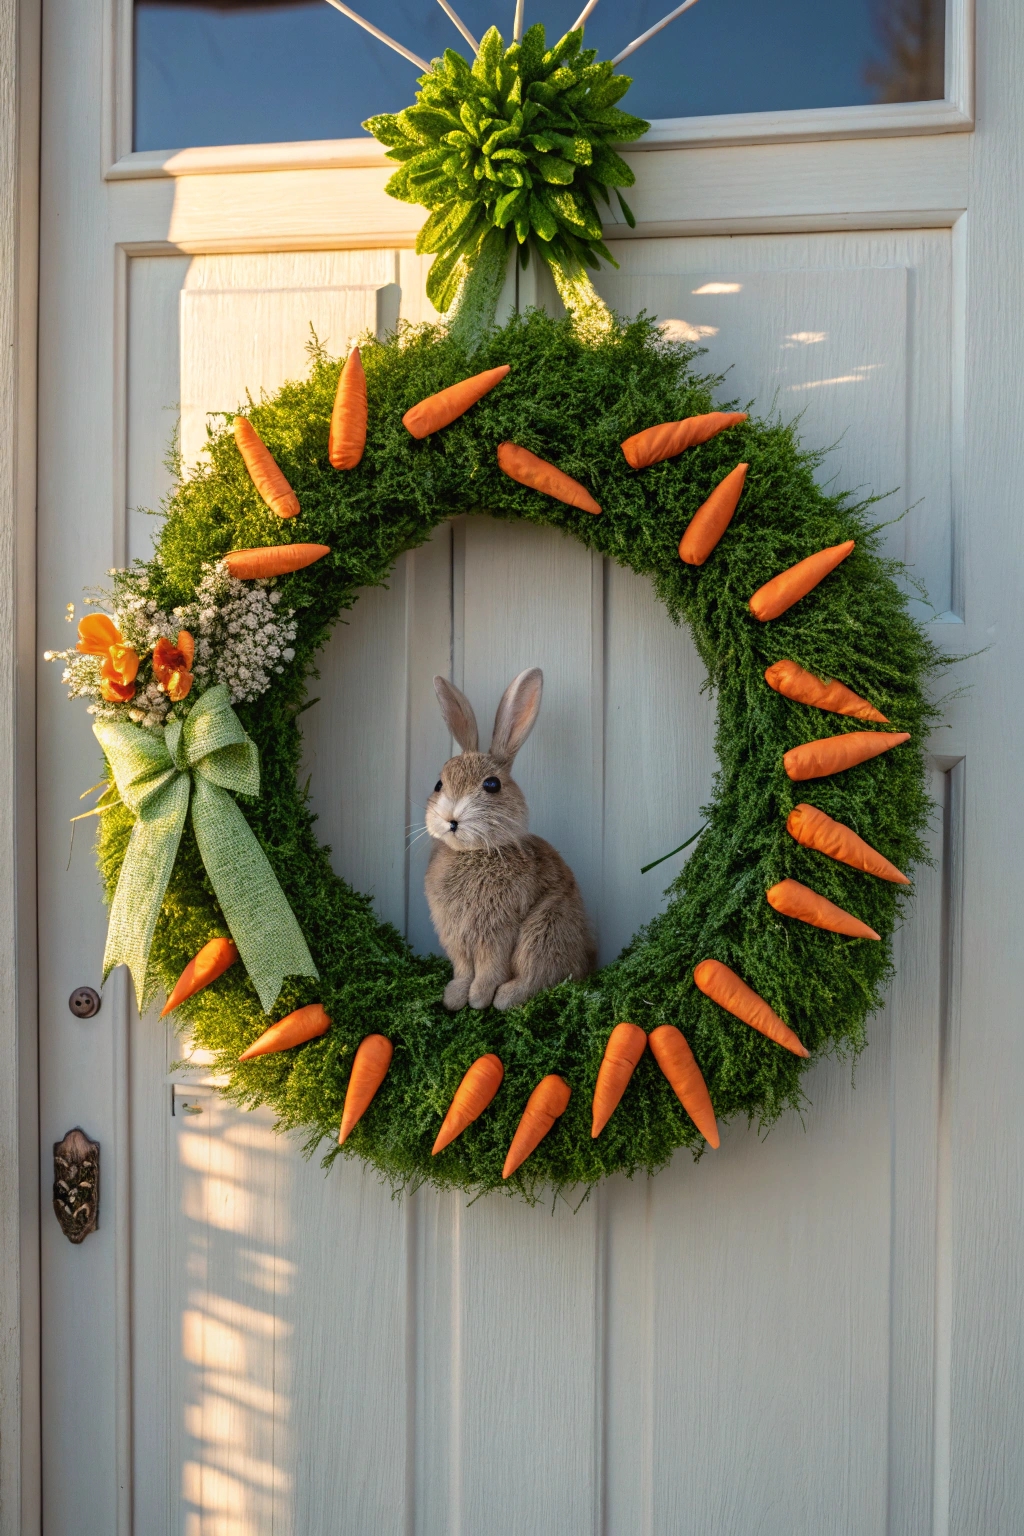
(0, 0), (41, 1530)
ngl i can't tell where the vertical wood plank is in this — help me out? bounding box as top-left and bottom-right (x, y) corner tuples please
(647, 1049), (890, 1536)
(950, 6), (1024, 1525)
(36, 3), (125, 1524)
(127, 255), (191, 560)
(127, 253), (418, 1536)
(288, 1160), (410, 1536)
(438, 514), (603, 1531)
(299, 556), (411, 934)
(461, 516), (603, 918)
(885, 763), (951, 1534)
(404, 524), (455, 956)
(602, 561), (715, 964)
(457, 1194), (602, 1535)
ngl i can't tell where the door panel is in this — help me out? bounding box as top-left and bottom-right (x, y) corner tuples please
(602, 232), (953, 617)
(94, 241), (956, 1535)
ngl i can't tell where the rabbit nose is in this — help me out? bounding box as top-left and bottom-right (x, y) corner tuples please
(448, 819), (459, 832)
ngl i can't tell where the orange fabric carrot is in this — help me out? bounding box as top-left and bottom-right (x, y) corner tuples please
(160, 937), (239, 1017)
(621, 411), (748, 470)
(403, 364), (510, 439)
(679, 463), (748, 565)
(787, 803), (909, 884)
(693, 958), (809, 1057)
(224, 544), (331, 580)
(338, 1034), (394, 1144)
(749, 540), (855, 621)
(329, 346), (367, 470)
(238, 1002), (331, 1060)
(764, 659), (888, 722)
(234, 417), (300, 518)
(497, 442), (601, 514)
(591, 1022), (647, 1137)
(784, 730), (910, 781)
(432, 1053), (504, 1154)
(766, 878), (880, 940)
(647, 1025), (719, 1147)
(502, 1075), (572, 1178)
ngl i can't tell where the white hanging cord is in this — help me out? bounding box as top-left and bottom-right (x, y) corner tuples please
(513, 0), (526, 43)
(571, 0), (601, 30)
(435, 0), (479, 53)
(612, 0), (700, 65)
(322, 0), (431, 71)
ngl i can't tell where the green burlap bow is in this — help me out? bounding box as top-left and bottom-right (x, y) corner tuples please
(93, 682), (317, 1013)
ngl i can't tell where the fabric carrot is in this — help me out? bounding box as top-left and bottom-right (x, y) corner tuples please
(749, 540), (855, 621)
(403, 364), (510, 439)
(787, 803), (909, 884)
(784, 730), (910, 781)
(679, 463), (748, 565)
(238, 1002), (331, 1060)
(693, 958), (809, 1057)
(591, 1022), (647, 1137)
(233, 417), (300, 518)
(647, 1025), (719, 1146)
(766, 878), (880, 940)
(764, 659), (888, 722)
(224, 544), (331, 580)
(432, 1053), (504, 1155)
(338, 1034), (394, 1144)
(329, 346), (367, 470)
(497, 442), (601, 514)
(621, 411), (748, 470)
(160, 936), (239, 1017)
(502, 1074), (572, 1178)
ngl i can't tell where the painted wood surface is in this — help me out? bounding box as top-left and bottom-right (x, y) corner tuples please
(32, 1), (1024, 1527)
(99, 243), (956, 1535)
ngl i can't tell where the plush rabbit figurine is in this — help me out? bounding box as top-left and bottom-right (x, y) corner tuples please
(425, 668), (597, 1011)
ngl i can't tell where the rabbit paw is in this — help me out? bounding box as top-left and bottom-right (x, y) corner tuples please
(443, 977), (472, 1011)
(493, 979), (531, 1011)
(468, 976), (500, 1010)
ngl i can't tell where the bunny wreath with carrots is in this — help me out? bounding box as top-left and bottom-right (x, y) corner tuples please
(47, 15), (942, 1199)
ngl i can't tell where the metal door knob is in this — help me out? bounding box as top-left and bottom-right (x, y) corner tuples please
(68, 986), (101, 1019)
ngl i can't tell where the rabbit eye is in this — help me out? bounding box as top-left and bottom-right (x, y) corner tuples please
(434, 780), (443, 793)
(482, 776), (501, 793)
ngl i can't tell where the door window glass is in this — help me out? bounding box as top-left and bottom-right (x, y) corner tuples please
(134, 0), (947, 153)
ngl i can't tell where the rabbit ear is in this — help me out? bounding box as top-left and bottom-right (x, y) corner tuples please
(433, 676), (479, 753)
(490, 668), (543, 764)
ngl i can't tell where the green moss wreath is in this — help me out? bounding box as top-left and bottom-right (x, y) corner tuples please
(80, 307), (939, 1197)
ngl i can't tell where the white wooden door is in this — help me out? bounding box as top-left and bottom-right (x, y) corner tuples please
(35, 3), (1024, 1533)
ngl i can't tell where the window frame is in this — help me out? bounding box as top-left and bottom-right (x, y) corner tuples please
(104, 0), (974, 180)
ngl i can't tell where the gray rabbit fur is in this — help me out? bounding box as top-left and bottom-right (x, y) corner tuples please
(425, 668), (597, 1011)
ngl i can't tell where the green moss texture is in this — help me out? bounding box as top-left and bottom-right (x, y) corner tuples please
(97, 310), (941, 1199)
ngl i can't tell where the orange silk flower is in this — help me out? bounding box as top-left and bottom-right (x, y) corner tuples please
(152, 631), (195, 702)
(78, 613), (140, 702)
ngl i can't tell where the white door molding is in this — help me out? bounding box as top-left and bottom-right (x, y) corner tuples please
(0, 0), (40, 1533)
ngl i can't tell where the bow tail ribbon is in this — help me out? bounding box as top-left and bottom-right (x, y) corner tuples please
(189, 775), (317, 1013)
(102, 773), (191, 1004)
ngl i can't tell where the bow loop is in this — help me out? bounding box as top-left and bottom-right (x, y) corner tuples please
(95, 719), (177, 816)
(93, 683), (316, 1012)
